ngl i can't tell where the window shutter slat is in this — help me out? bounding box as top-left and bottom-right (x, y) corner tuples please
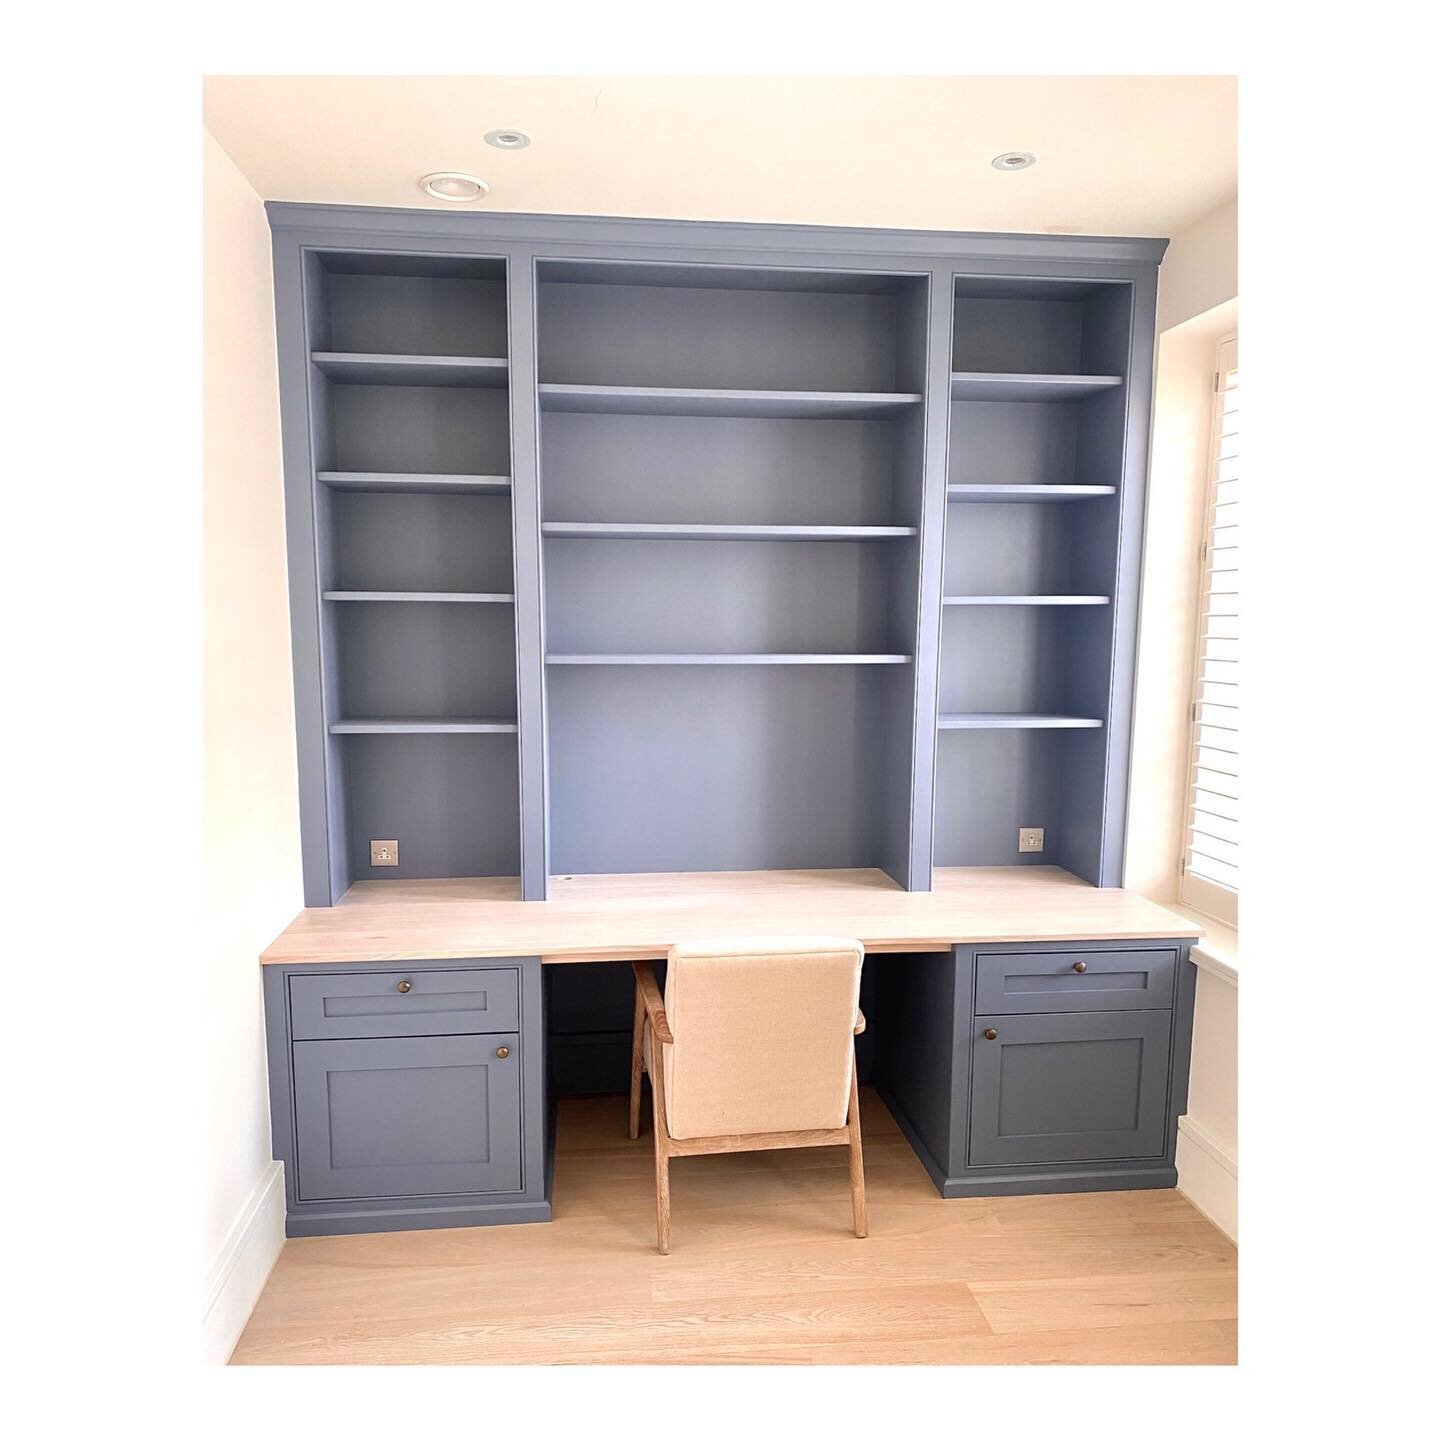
(1180, 334), (1239, 923)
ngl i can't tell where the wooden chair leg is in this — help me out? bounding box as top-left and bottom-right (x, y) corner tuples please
(628, 986), (645, 1140)
(847, 1061), (868, 1240)
(654, 1149), (672, 1256)
(650, 1069), (672, 1255)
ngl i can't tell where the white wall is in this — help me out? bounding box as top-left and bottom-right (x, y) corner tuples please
(203, 75), (1237, 239)
(201, 129), (299, 1360)
(1127, 300), (1237, 899)
(1158, 195), (1238, 333)
(1130, 197), (1239, 895)
(1177, 968), (1238, 1240)
(1127, 194), (1239, 1240)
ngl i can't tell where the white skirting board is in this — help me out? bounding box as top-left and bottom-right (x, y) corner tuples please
(1176, 1114), (1238, 1242)
(200, 1161), (286, 1364)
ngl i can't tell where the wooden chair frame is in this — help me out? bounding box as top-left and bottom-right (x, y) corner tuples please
(628, 959), (867, 1255)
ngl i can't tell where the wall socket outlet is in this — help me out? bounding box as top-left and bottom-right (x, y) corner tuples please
(1018, 827), (1045, 853)
(370, 839), (399, 867)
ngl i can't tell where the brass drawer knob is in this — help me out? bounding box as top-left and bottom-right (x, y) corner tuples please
(396, 980), (412, 993)
(495, 1046), (511, 1060)
(1072, 961), (1088, 974)
(983, 1028), (998, 1041)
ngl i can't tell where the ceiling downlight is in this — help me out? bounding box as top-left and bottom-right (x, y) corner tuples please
(419, 171), (490, 202)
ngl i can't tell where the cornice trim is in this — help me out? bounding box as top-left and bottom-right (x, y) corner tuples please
(265, 202), (1169, 267)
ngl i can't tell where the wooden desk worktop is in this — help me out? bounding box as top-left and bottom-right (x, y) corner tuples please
(260, 867), (1203, 966)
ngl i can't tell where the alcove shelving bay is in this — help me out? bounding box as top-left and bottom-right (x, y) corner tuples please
(270, 207), (1162, 904)
(935, 274), (1136, 878)
(534, 258), (931, 880)
(282, 249), (523, 901)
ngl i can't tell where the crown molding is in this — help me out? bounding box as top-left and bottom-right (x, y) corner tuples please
(265, 202), (1169, 268)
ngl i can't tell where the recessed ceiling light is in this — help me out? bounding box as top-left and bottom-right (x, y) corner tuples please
(484, 128), (532, 150)
(419, 171), (490, 202)
(991, 151), (1037, 172)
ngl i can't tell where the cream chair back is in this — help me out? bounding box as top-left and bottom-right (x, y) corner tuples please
(660, 936), (864, 1141)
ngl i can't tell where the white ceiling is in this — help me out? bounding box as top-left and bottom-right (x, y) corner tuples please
(204, 75), (1236, 238)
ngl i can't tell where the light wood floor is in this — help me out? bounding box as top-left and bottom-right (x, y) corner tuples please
(231, 1091), (1238, 1365)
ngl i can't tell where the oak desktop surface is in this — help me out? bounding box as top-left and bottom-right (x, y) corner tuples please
(260, 865), (1203, 967)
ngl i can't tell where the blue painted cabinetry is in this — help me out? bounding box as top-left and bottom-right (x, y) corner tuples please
(258, 206), (1184, 1231)
(268, 206), (1165, 906)
(877, 939), (1196, 1197)
(292, 1034), (524, 1201)
(968, 1010), (1174, 1167)
(263, 957), (551, 1237)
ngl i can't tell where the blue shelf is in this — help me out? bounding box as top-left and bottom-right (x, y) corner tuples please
(318, 472), (512, 495)
(949, 372), (1123, 403)
(329, 718), (519, 734)
(542, 522), (917, 541)
(942, 595), (1110, 607)
(547, 653), (913, 666)
(322, 591), (516, 604)
(946, 484), (1116, 503)
(311, 353), (510, 388)
(537, 383), (923, 419)
(938, 713), (1105, 730)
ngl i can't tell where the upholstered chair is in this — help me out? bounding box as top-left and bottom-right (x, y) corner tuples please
(628, 936), (867, 1254)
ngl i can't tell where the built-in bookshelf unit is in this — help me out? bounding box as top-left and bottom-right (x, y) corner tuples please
(287, 249), (521, 901)
(936, 276), (1134, 881)
(537, 259), (928, 878)
(270, 208), (1162, 903)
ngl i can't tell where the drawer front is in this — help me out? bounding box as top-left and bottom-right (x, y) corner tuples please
(289, 966), (520, 1040)
(975, 947), (1177, 1015)
(293, 1034), (523, 1200)
(968, 1009), (1173, 1168)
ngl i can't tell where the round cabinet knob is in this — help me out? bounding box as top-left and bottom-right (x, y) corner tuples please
(1072, 961), (1088, 974)
(495, 1046), (510, 1060)
(983, 1028), (998, 1041)
(396, 980), (412, 993)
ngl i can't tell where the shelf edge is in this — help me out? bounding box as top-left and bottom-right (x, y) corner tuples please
(546, 653), (914, 666)
(321, 591), (518, 603)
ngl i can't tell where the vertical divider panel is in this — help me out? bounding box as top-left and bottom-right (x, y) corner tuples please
(900, 272), (956, 891)
(272, 238), (341, 906)
(506, 252), (550, 899)
(1096, 266), (1160, 886)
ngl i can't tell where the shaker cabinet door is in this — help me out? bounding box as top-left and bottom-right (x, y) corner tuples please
(292, 1034), (523, 1201)
(968, 1010), (1173, 1168)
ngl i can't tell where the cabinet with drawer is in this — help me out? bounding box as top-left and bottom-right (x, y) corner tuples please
(875, 938), (1196, 1198)
(263, 956), (551, 1236)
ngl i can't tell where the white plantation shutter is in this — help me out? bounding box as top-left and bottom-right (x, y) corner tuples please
(1180, 335), (1239, 924)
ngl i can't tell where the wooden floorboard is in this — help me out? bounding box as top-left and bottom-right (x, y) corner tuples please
(231, 1091), (1237, 1365)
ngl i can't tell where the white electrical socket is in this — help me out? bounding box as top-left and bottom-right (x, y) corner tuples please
(1018, 827), (1045, 853)
(370, 839), (399, 867)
